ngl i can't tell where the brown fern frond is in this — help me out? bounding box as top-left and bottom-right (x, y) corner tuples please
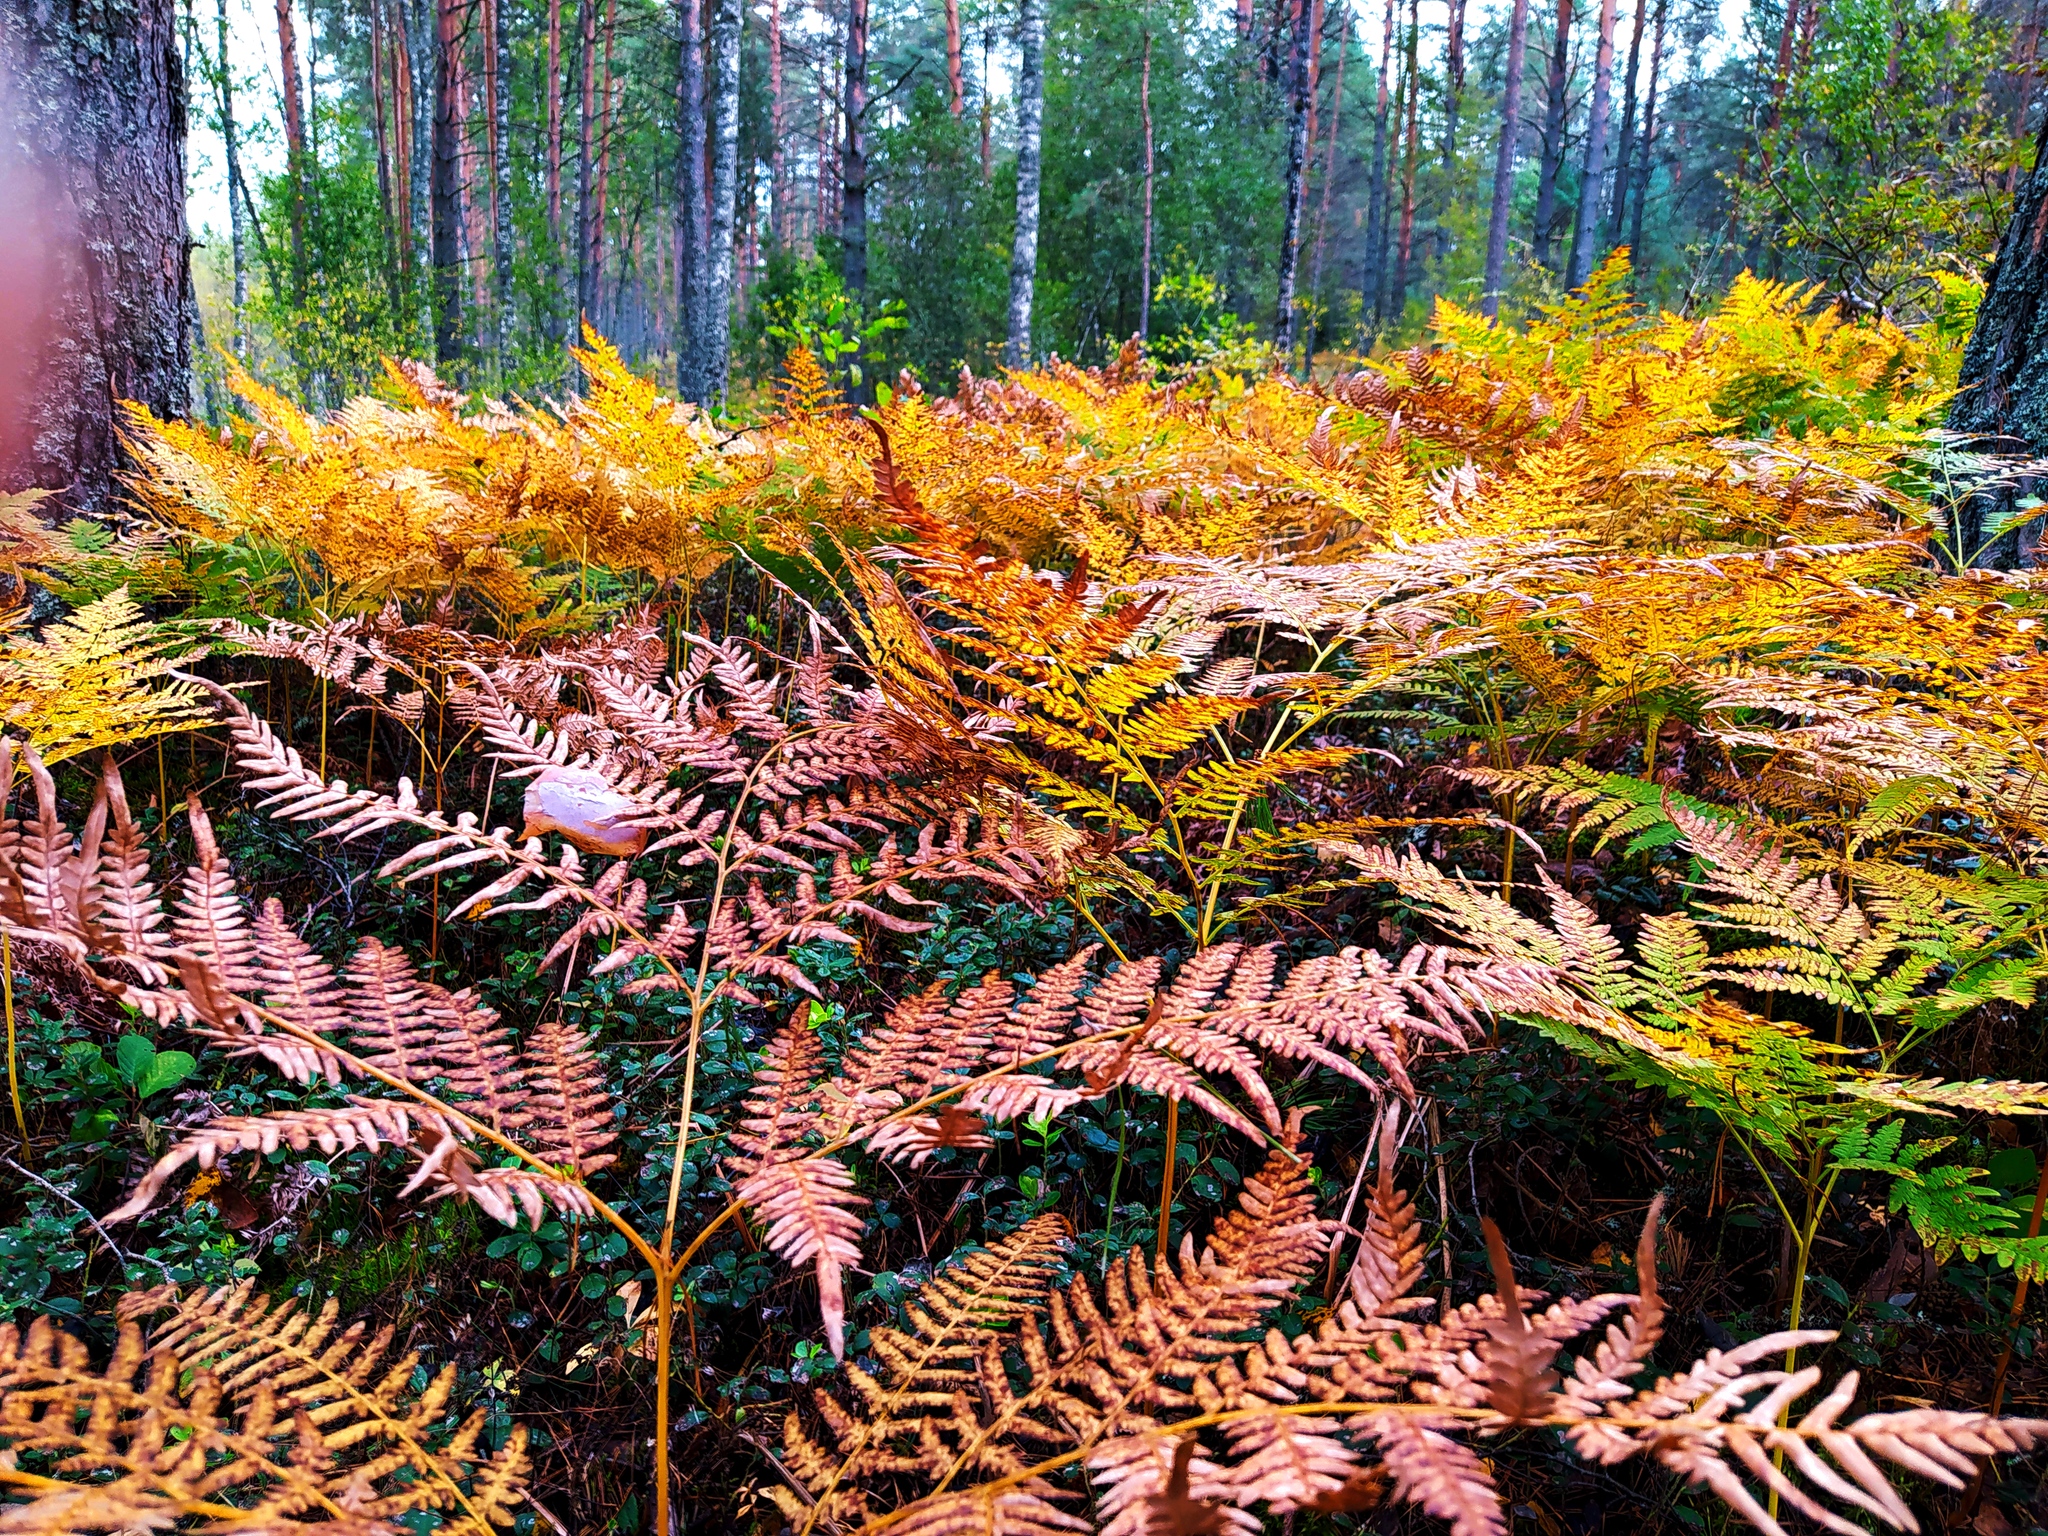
(1356, 1410), (1505, 1536)
(1558, 1194), (1667, 1418)
(521, 1019), (619, 1175)
(105, 1102), (454, 1224)
(737, 1156), (869, 1359)
(1478, 1219), (1561, 1422)
(1346, 1118), (1430, 1320)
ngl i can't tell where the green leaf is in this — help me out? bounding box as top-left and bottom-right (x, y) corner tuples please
(114, 1034), (156, 1087)
(136, 1051), (196, 1098)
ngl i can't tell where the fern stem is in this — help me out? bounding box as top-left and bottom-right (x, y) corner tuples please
(1156, 1094), (1178, 1261)
(3, 930), (26, 1168)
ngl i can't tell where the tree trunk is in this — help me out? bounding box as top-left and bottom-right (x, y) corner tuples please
(675, 0), (708, 399)
(842, 0), (868, 295)
(491, 0), (513, 370)
(769, 0), (784, 242)
(1274, 0), (1314, 356)
(219, 0), (251, 351)
(1441, 0), (1464, 170)
(1305, 10), (1347, 365)
(594, 0), (618, 330)
(432, 0), (464, 365)
(1531, 0), (1571, 270)
(1238, 0), (1252, 39)
(577, 0), (598, 324)
(707, 0), (740, 399)
(0, 0), (191, 513)
(1951, 112), (2048, 564)
(1362, 0), (1393, 323)
(406, 0), (433, 337)
(547, 0), (566, 342)
(1004, 0), (1045, 365)
(1481, 0), (1529, 316)
(276, 0), (306, 294)
(980, 25), (993, 179)
(1139, 28), (1154, 340)
(1605, 0), (1643, 247)
(1563, 0), (1616, 288)
(946, 0), (963, 113)
(1626, 0), (1664, 272)
(1388, 0), (1418, 322)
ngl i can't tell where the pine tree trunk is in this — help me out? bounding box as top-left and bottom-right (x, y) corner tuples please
(407, 0), (433, 339)
(432, 0), (464, 365)
(1388, 0), (1418, 321)
(946, 0), (963, 113)
(1004, 0), (1045, 365)
(276, 0), (307, 294)
(0, 0), (192, 513)
(1238, 0), (1252, 38)
(676, 0), (709, 399)
(1274, 0), (1314, 356)
(1563, 0), (1615, 288)
(1952, 112), (2048, 565)
(1481, 0), (1529, 316)
(842, 0), (868, 296)
(1362, 0), (1393, 322)
(219, 0), (252, 351)
(1626, 0), (1663, 266)
(1531, 0), (1571, 270)
(1139, 28), (1154, 340)
(707, 0), (740, 399)
(1605, 0), (1643, 247)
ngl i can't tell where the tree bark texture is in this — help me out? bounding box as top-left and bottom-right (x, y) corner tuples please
(1139, 28), (1154, 340)
(491, 0), (513, 369)
(0, 0), (192, 513)
(945, 0), (963, 113)
(1305, 11), (1347, 364)
(1004, 0), (1045, 365)
(1481, 0), (1530, 316)
(218, 0), (250, 351)
(707, 0), (740, 399)
(1441, 0), (1464, 169)
(1626, 0), (1664, 270)
(1274, 0), (1314, 356)
(276, 0), (306, 292)
(1362, 0), (1393, 322)
(675, 0), (709, 399)
(768, 0), (784, 240)
(842, 0), (869, 295)
(577, 0), (598, 322)
(431, 0), (463, 365)
(1605, 0), (1643, 246)
(546, 0), (565, 341)
(1389, 0), (1418, 320)
(1953, 112), (2048, 564)
(1531, 0), (1571, 270)
(1564, 0), (1616, 288)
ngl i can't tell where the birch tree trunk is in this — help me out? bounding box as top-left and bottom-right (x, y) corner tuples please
(1605, 0), (1643, 247)
(769, 0), (785, 242)
(1531, 0), (1571, 269)
(842, 0), (868, 296)
(1004, 0), (1045, 365)
(707, 0), (741, 399)
(0, 0), (191, 513)
(432, 0), (465, 365)
(1274, 0), (1314, 357)
(676, 0), (709, 400)
(1563, 0), (1616, 288)
(277, 0), (307, 293)
(1481, 0), (1530, 316)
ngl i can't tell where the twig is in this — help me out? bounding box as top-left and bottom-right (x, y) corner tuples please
(3, 1156), (174, 1284)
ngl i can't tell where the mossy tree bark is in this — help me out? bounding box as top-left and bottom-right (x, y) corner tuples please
(0, 0), (191, 515)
